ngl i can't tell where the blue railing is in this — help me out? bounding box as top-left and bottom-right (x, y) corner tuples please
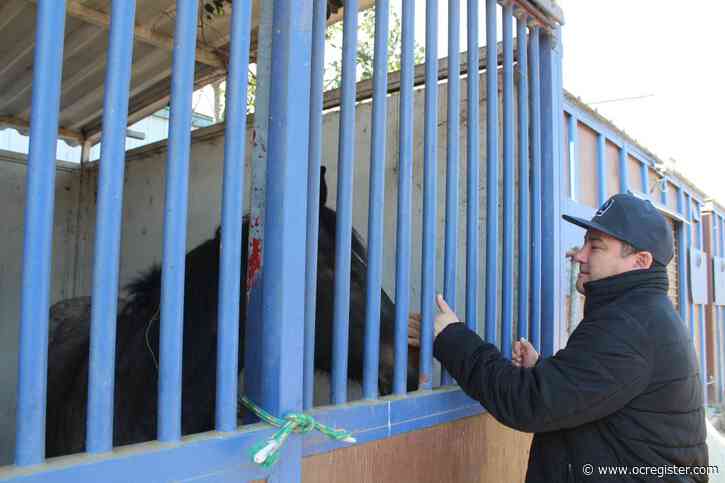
(5, 0), (565, 481)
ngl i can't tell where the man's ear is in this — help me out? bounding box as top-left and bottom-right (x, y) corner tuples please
(635, 251), (654, 269)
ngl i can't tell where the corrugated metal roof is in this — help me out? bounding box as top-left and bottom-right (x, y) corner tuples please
(0, 0), (368, 148)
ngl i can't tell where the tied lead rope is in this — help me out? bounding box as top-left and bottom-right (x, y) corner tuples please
(240, 397), (356, 467)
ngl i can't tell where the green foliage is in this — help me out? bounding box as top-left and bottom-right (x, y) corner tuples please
(324, 7), (425, 91)
(202, 0), (231, 20)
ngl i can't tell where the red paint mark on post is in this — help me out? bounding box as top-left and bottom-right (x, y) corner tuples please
(246, 237), (263, 293)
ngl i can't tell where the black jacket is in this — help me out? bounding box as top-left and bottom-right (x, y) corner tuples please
(434, 266), (709, 482)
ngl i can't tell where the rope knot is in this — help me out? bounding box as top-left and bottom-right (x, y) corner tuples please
(240, 397), (356, 468)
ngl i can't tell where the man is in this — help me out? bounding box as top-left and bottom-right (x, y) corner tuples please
(423, 194), (709, 482)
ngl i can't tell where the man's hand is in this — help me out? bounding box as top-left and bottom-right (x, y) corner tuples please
(434, 294), (460, 337)
(512, 337), (539, 368)
(406, 295), (460, 347)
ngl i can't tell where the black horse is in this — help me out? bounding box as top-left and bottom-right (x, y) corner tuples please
(45, 167), (419, 457)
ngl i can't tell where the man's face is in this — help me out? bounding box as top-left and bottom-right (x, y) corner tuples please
(572, 229), (648, 294)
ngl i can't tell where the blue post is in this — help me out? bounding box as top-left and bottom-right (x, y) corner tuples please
(640, 160), (649, 195)
(567, 114), (577, 201)
(619, 144), (629, 193)
(86, 0), (136, 453)
(363, 0), (390, 400)
(332, 0), (359, 404)
(696, 201), (707, 404)
(215, 0), (252, 432)
(715, 215), (723, 404)
(243, 0), (273, 423)
(419, 0), (439, 391)
(394, 0), (415, 395)
(485, 0), (499, 346)
(687, 194), (695, 340)
(720, 214), (725, 402)
(444, 0), (460, 315)
(15, 0), (67, 466)
(540, 27), (564, 357)
(261, 0), (312, 478)
(158, 0), (199, 442)
(304, 0), (327, 410)
(677, 187), (688, 322)
(528, 24), (542, 353)
(516, 12), (529, 341)
(441, 0), (460, 387)
(501, 2), (514, 359)
(465, 0), (479, 334)
(660, 177), (668, 205)
(596, 133), (606, 205)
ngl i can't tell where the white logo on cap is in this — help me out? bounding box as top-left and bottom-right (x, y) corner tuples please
(595, 199), (614, 218)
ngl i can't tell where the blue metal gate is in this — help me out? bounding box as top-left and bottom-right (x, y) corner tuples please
(0, 0), (565, 481)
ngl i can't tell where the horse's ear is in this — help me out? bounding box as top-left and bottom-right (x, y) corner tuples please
(215, 225), (222, 240)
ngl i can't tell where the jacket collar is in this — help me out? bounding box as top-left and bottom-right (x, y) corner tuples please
(583, 265), (669, 316)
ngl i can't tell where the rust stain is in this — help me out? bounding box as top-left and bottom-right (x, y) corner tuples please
(246, 236), (263, 294)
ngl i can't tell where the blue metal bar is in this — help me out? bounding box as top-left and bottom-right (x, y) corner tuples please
(242, 0), (273, 424)
(15, 0), (67, 466)
(332, 0), (359, 404)
(465, 0), (479, 334)
(260, 2), (312, 478)
(419, 0), (439, 391)
(86, 0), (136, 453)
(596, 133), (606, 205)
(695, 201), (707, 404)
(677, 187), (688, 322)
(714, 215), (722, 403)
(501, 2), (514, 359)
(516, 12), (529, 341)
(567, 114), (577, 201)
(660, 177), (668, 205)
(485, 0), (499, 346)
(215, 0), (252, 432)
(540, 27), (564, 357)
(444, 0), (460, 316)
(158, 0), (199, 442)
(304, 0), (327, 410)
(528, 24), (542, 353)
(687, 194), (695, 340)
(619, 144), (629, 193)
(441, 0), (461, 387)
(640, 160), (649, 195)
(362, 0), (390, 400)
(720, 214), (725, 402)
(393, 0), (415, 395)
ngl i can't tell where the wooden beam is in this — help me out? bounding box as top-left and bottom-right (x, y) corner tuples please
(0, 116), (84, 144)
(27, 0), (225, 69)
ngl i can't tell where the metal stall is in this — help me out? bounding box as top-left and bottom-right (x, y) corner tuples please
(0, 0), (565, 481)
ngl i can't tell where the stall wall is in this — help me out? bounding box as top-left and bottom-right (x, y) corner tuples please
(302, 412), (532, 482)
(0, 150), (81, 464)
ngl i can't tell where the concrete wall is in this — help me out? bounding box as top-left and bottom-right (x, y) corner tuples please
(0, 150), (81, 464)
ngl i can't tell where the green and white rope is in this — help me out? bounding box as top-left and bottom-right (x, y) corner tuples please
(240, 396), (356, 468)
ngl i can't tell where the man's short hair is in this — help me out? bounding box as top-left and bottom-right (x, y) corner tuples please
(620, 241), (664, 268)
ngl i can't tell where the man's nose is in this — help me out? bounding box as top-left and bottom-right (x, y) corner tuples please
(573, 246), (588, 263)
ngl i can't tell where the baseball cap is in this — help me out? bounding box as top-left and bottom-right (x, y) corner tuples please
(562, 193), (674, 265)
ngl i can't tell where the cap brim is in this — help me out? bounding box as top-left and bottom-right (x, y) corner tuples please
(561, 214), (624, 243)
